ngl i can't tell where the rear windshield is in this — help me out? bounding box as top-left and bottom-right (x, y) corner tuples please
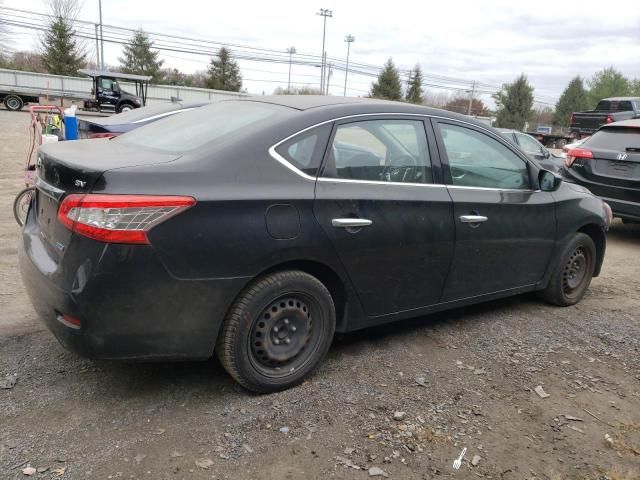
(583, 128), (640, 150)
(595, 100), (633, 112)
(117, 101), (284, 153)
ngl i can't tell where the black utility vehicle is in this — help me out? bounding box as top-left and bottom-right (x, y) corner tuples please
(563, 119), (640, 222)
(570, 97), (640, 138)
(20, 97), (611, 392)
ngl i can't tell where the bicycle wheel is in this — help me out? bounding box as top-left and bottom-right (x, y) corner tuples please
(13, 187), (35, 227)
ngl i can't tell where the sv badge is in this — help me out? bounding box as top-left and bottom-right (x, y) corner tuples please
(617, 153), (628, 161)
(75, 179), (87, 188)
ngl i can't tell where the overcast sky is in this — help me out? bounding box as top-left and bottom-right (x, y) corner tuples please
(4, 0), (640, 106)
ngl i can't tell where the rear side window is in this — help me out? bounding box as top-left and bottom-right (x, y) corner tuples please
(118, 101), (284, 153)
(584, 128), (640, 150)
(274, 124), (331, 176)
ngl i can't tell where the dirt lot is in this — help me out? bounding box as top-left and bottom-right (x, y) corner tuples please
(0, 109), (639, 480)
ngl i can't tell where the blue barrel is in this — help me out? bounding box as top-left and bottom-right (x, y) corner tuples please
(64, 116), (78, 140)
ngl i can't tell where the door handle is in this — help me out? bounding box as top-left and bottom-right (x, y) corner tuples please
(331, 218), (373, 228)
(459, 215), (488, 223)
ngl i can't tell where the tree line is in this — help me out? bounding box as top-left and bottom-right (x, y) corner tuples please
(0, 1), (244, 92)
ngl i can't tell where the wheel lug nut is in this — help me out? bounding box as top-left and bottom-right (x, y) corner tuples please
(284, 338), (291, 344)
(274, 339), (280, 345)
(284, 319), (289, 325)
(273, 327), (279, 333)
(291, 326), (297, 332)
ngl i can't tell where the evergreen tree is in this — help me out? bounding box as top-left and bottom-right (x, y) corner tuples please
(370, 58), (402, 101)
(405, 64), (424, 104)
(40, 15), (85, 75)
(206, 47), (242, 91)
(119, 30), (164, 82)
(493, 74), (534, 129)
(554, 76), (588, 127)
(587, 67), (630, 108)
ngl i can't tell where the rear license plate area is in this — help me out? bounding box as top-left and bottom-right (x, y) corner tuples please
(36, 189), (60, 243)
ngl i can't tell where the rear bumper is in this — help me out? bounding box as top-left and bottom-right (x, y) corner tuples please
(19, 215), (249, 360)
(562, 170), (640, 221)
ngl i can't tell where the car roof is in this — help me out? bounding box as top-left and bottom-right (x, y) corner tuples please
(602, 118), (640, 129)
(599, 97), (640, 102)
(496, 128), (519, 134)
(225, 95), (494, 130)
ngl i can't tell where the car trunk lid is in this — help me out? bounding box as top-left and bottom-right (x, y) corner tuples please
(34, 140), (180, 258)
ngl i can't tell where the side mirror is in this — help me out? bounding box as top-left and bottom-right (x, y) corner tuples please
(539, 170), (562, 192)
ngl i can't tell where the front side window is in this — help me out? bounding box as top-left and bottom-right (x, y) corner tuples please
(323, 119), (432, 184)
(438, 123), (529, 190)
(516, 133), (545, 156)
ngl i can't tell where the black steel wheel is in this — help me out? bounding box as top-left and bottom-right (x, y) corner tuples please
(13, 187), (35, 227)
(216, 270), (335, 393)
(539, 233), (596, 306)
(4, 95), (24, 111)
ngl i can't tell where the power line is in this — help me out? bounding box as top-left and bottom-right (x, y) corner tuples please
(1, 7), (558, 103)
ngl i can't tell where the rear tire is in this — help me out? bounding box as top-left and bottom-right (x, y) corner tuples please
(539, 233), (596, 306)
(216, 270), (336, 393)
(13, 187), (35, 227)
(4, 95), (24, 111)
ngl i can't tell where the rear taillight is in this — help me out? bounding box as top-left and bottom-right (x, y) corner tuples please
(88, 132), (119, 139)
(57, 194), (196, 244)
(605, 115), (613, 124)
(564, 148), (593, 168)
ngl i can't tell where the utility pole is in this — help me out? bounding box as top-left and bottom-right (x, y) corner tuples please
(343, 34), (354, 96)
(317, 8), (332, 94)
(467, 81), (476, 116)
(325, 59), (333, 95)
(286, 47), (296, 94)
(98, 0), (104, 69)
(94, 24), (101, 68)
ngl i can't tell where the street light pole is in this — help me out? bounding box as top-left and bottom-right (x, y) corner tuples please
(286, 47), (296, 94)
(317, 8), (332, 94)
(98, 0), (104, 69)
(343, 34), (355, 96)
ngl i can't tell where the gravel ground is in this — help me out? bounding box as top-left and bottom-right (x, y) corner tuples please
(1, 109), (639, 480)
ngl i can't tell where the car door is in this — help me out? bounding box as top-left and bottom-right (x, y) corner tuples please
(432, 119), (556, 301)
(313, 116), (455, 317)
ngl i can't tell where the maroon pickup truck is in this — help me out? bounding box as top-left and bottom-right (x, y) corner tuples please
(570, 97), (640, 138)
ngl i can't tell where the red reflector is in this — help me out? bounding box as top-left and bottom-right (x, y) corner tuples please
(88, 132), (119, 139)
(606, 115), (613, 124)
(564, 148), (593, 168)
(57, 194), (196, 244)
(58, 313), (81, 329)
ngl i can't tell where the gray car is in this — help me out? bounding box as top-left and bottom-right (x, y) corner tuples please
(498, 129), (565, 173)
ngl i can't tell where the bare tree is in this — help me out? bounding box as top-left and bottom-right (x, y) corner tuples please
(46, 0), (84, 20)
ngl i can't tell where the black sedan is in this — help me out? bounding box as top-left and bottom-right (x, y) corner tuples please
(563, 119), (640, 223)
(497, 128), (565, 172)
(77, 101), (208, 139)
(20, 97), (611, 392)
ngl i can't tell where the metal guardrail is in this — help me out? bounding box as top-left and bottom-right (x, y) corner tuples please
(0, 68), (247, 104)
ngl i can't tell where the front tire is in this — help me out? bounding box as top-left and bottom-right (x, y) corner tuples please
(216, 270), (336, 393)
(539, 233), (596, 306)
(117, 103), (134, 113)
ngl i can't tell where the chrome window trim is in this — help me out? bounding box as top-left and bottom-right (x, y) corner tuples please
(267, 112), (534, 191)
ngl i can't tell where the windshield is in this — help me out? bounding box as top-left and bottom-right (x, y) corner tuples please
(116, 101), (284, 153)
